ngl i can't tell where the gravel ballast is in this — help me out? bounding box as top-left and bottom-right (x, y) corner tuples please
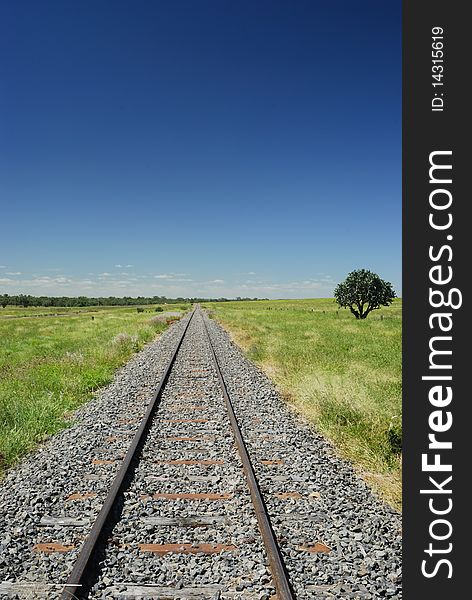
(205, 312), (402, 599)
(0, 314), (193, 596)
(0, 308), (402, 599)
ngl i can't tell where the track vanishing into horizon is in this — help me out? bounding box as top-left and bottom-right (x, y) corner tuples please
(59, 307), (293, 600)
(0, 308), (402, 600)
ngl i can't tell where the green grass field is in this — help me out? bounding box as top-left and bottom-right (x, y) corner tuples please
(203, 298), (402, 508)
(0, 304), (189, 474)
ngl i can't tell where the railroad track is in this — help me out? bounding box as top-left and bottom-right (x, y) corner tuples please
(57, 307), (295, 599)
(0, 306), (402, 599)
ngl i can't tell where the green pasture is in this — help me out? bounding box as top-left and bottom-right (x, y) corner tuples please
(203, 298), (402, 508)
(0, 304), (188, 474)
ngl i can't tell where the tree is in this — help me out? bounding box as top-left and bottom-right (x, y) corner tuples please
(334, 269), (396, 319)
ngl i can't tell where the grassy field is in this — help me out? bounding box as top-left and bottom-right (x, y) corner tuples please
(0, 303), (191, 318)
(0, 304), (189, 475)
(203, 298), (402, 508)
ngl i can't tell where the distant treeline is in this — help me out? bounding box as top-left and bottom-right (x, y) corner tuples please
(0, 294), (263, 308)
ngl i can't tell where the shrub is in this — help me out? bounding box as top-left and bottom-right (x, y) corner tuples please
(387, 418), (402, 456)
(112, 332), (132, 345)
(150, 315), (167, 324)
(112, 333), (138, 349)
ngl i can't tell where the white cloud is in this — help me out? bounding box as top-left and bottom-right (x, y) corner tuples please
(1, 270), (337, 299)
(6, 272), (22, 275)
(114, 264), (123, 268)
(28, 276), (73, 285)
(154, 273), (189, 280)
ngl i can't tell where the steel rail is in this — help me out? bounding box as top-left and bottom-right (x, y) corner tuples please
(60, 309), (196, 599)
(201, 311), (296, 600)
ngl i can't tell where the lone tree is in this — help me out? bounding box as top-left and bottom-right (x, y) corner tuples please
(334, 269), (396, 319)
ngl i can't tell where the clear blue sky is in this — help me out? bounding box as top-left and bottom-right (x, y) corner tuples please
(0, 0), (401, 299)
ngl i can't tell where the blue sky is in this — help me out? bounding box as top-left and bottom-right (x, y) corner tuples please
(0, 1), (401, 299)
